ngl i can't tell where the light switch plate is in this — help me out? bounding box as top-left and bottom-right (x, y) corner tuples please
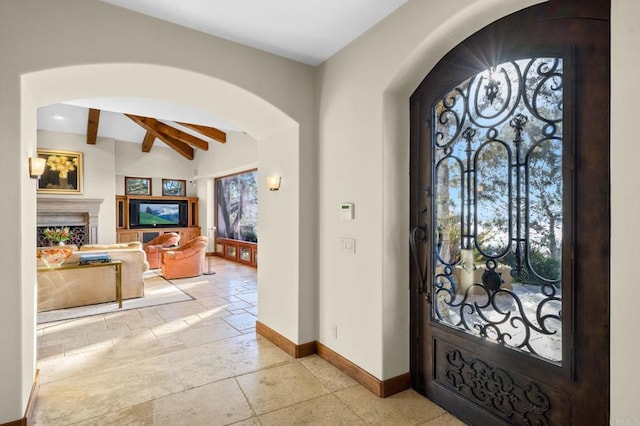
(340, 238), (355, 253)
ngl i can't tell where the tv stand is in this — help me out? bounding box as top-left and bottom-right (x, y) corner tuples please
(115, 195), (201, 244)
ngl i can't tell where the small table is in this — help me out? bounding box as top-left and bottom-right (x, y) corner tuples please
(37, 260), (123, 308)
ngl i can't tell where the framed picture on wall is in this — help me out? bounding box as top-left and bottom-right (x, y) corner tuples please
(125, 176), (152, 195)
(162, 179), (186, 196)
(37, 149), (83, 194)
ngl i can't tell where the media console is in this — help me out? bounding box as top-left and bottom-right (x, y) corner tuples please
(115, 195), (201, 244)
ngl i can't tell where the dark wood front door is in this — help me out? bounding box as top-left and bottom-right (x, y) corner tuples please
(409, 1), (609, 424)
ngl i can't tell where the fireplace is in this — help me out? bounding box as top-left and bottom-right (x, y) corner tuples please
(37, 226), (88, 247)
(37, 198), (103, 247)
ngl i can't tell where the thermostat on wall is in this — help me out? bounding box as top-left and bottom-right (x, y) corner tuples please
(340, 203), (354, 220)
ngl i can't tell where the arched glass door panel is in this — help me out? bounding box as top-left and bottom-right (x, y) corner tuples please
(431, 58), (563, 363)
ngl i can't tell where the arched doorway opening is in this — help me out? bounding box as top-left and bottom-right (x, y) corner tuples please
(19, 62), (304, 416)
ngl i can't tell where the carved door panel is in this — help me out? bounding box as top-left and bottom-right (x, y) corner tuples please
(409, 1), (609, 424)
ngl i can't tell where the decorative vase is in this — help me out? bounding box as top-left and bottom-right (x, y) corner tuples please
(37, 247), (73, 268)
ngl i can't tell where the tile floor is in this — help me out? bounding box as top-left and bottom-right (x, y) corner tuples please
(34, 257), (464, 425)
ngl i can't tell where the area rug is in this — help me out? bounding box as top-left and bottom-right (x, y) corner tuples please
(37, 270), (194, 324)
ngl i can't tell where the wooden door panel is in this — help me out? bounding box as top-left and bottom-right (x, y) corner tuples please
(432, 336), (572, 425)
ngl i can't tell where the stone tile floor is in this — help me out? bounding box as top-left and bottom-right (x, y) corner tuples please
(35, 257), (463, 425)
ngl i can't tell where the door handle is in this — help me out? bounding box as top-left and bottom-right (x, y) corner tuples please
(410, 224), (429, 298)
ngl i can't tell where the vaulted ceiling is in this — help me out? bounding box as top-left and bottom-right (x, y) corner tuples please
(85, 109), (226, 160)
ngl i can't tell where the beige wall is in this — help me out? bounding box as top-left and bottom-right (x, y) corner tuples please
(194, 132), (258, 180)
(316, 0), (546, 380)
(611, 0), (640, 420)
(115, 140), (197, 198)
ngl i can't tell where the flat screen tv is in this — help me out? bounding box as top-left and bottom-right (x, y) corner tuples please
(129, 199), (188, 228)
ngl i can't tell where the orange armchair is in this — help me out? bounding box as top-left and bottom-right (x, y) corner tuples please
(161, 236), (208, 280)
(144, 233), (181, 269)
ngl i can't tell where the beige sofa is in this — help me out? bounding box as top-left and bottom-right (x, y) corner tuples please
(37, 242), (149, 312)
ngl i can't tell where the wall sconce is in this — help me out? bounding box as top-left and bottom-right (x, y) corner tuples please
(266, 176), (281, 191)
(29, 157), (46, 178)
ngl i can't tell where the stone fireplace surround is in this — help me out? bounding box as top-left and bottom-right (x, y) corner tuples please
(37, 198), (103, 246)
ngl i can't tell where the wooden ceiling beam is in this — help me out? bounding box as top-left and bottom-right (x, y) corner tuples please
(153, 121), (209, 151)
(87, 108), (100, 145)
(125, 114), (194, 160)
(156, 134), (195, 160)
(177, 122), (227, 143)
(141, 131), (155, 152)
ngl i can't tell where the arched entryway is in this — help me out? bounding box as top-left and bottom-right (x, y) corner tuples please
(409, 1), (609, 423)
(15, 62), (309, 419)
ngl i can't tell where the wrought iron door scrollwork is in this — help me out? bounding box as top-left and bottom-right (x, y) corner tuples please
(430, 57), (565, 363)
(434, 280), (561, 355)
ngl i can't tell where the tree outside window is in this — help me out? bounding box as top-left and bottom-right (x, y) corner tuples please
(215, 170), (258, 243)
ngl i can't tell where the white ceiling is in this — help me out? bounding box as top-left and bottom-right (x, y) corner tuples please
(101, 0), (409, 66)
(39, 0), (409, 144)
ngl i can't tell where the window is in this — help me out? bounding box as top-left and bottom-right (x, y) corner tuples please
(215, 170), (258, 243)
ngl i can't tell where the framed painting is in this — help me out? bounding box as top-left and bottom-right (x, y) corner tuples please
(162, 179), (186, 196)
(125, 176), (152, 195)
(37, 149), (83, 194)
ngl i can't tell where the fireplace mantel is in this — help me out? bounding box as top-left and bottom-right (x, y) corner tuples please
(37, 198), (103, 244)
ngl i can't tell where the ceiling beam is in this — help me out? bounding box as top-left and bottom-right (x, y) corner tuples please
(157, 133), (196, 161)
(141, 131), (155, 152)
(126, 114), (209, 151)
(177, 122), (227, 143)
(125, 114), (194, 160)
(154, 121), (209, 151)
(87, 108), (100, 145)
